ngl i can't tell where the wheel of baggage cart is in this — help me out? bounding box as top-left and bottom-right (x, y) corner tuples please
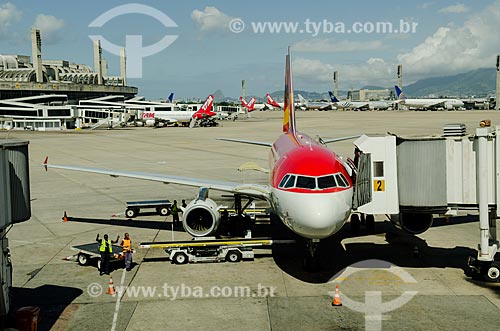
(172, 252), (189, 265)
(77, 253), (89, 266)
(226, 250), (242, 263)
(157, 206), (170, 216)
(126, 207), (138, 218)
(485, 261), (500, 282)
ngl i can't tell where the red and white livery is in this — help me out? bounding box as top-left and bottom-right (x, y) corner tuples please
(43, 49), (359, 267)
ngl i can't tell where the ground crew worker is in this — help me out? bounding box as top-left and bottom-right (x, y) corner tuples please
(121, 233), (133, 271)
(171, 200), (180, 225)
(181, 199), (187, 209)
(96, 233), (119, 275)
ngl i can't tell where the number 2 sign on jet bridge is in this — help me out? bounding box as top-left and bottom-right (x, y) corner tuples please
(374, 179), (385, 192)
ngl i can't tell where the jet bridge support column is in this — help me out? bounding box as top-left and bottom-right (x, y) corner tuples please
(477, 127), (498, 261)
(468, 126), (500, 282)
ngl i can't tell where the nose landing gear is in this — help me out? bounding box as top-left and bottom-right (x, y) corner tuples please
(304, 239), (320, 271)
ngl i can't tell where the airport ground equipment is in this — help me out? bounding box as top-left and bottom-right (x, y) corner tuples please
(139, 237), (292, 264)
(125, 199), (172, 218)
(352, 123), (500, 282)
(70, 243), (125, 270)
(0, 140), (31, 316)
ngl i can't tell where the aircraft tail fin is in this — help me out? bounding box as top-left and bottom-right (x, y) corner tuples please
(168, 92), (174, 103)
(266, 94), (281, 108)
(328, 91), (339, 103)
(239, 96), (247, 108)
(192, 95), (215, 117)
(246, 97), (256, 112)
(283, 48), (296, 133)
(189, 95), (216, 127)
(394, 86), (406, 100)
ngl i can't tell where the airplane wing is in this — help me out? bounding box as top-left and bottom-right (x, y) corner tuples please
(43, 158), (270, 200)
(216, 138), (273, 147)
(318, 103), (333, 111)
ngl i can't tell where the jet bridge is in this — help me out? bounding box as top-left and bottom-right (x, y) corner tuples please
(352, 123), (500, 281)
(0, 140), (31, 315)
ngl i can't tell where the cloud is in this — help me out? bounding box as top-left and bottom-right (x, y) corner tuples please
(439, 3), (469, 14)
(293, 57), (394, 87)
(191, 6), (234, 32)
(293, 58), (334, 83)
(293, 39), (384, 53)
(33, 14), (65, 44)
(398, 0), (500, 78)
(0, 2), (22, 38)
(418, 2), (434, 9)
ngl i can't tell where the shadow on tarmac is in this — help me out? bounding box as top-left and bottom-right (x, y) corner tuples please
(65, 215), (480, 285)
(66, 216), (180, 232)
(6, 285), (82, 330)
(267, 217), (478, 284)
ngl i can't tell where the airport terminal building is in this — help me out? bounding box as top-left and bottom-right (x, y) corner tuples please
(0, 29), (138, 130)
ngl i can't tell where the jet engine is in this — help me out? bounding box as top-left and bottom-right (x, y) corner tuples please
(182, 198), (220, 237)
(389, 212), (433, 234)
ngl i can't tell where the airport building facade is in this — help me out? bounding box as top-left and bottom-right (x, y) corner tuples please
(0, 29), (138, 130)
(348, 88), (391, 101)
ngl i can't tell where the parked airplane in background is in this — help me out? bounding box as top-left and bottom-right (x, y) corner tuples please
(240, 97), (268, 112)
(297, 94), (335, 110)
(395, 86), (464, 110)
(329, 92), (390, 111)
(141, 95), (216, 128)
(167, 92), (174, 103)
(44, 49), (363, 269)
(266, 94), (283, 109)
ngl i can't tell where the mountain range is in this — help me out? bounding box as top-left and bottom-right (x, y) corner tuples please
(213, 67), (497, 102)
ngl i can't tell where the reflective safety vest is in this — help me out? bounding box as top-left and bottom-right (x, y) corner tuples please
(122, 239), (131, 252)
(100, 239), (112, 253)
(171, 204), (179, 215)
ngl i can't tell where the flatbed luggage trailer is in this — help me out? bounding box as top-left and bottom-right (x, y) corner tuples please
(125, 199), (171, 218)
(71, 243), (124, 270)
(139, 238), (284, 264)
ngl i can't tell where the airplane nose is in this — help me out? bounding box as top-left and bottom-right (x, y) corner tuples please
(277, 190), (352, 239)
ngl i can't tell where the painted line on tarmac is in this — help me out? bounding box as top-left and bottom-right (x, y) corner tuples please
(111, 268), (127, 331)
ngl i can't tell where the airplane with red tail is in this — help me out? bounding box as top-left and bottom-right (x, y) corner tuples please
(43, 49), (361, 269)
(266, 94), (283, 109)
(141, 94), (216, 128)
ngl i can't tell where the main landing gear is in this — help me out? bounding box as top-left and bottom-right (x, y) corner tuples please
(350, 213), (376, 233)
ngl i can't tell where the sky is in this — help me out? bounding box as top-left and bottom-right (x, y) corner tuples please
(0, 0), (499, 99)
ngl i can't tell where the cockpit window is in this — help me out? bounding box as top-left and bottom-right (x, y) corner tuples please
(335, 174), (349, 187)
(278, 174), (290, 188)
(283, 175), (296, 188)
(296, 176), (316, 189)
(278, 172), (349, 190)
(317, 175), (337, 189)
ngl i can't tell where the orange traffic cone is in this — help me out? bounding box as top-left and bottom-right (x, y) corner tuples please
(62, 211), (68, 222)
(106, 276), (116, 295)
(332, 285), (342, 306)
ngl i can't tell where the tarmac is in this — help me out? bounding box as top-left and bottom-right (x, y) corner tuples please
(4, 109), (500, 331)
